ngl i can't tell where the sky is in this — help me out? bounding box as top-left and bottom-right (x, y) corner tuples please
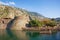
(0, 0), (60, 18)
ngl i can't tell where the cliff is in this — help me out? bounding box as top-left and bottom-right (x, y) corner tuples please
(0, 5), (45, 30)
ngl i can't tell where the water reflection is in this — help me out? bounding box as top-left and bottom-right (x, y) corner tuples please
(6, 30), (19, 40)
(26, 31), (40, 37)
(6, 30), (29, 40)
(0, 30), (60, 40)
(25, 31), (60, 40)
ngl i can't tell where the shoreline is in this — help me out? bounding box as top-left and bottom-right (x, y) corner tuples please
(0, 26), (60, 34)
(22, 27), (59, 34)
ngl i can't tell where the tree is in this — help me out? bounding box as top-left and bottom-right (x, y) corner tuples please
(42, 19), (57, 27)
(29, 20), (43, 27)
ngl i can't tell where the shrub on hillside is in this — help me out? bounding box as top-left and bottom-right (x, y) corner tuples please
(29, 20), (43, 27)
(42, 20), (57, 27)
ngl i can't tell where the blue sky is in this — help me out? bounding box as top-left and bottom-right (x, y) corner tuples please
(0, 0), (60, 18)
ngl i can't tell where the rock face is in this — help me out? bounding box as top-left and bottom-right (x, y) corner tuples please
(0, 5), (45, 30)
(0, 5), (30, 30)
(0, 15), (30, 30)
(7, 15), (30, 30)
(0, 18), (12, 29)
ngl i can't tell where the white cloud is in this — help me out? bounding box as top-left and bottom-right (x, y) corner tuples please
(0, 1), (9, 5)
(9, 2), (15, 5)
(0, 1), (15, 5)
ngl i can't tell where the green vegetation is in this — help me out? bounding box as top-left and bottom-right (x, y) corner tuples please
(29, 19), (57, 27)
(29, 19), (43, 27)
(42, 19), (57, 27)
(45, 21), (57, 27)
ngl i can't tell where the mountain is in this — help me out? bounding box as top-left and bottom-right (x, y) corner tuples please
(54, 17), (60, 23)
(0, 5), (45, 19)
(26, 12), (46, 20)
(0, 5), (46, 30)
(55, 18), (60, 21)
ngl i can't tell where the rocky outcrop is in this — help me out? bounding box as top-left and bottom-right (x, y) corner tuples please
(0, 18), (12, 29)
(0, 15), (30, 30)
(0, 5), (30, 30)
(6, 15), (30, 30)
(0, 5), (46, 30)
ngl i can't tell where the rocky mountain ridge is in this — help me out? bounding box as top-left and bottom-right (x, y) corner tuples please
(0, 5), (45, 30)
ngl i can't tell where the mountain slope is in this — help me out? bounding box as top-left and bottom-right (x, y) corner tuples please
(27, 12), (46, 20)
(0, 5), (45, 19)
(54, 17), (60, 23)
(0, 5), (46, 30)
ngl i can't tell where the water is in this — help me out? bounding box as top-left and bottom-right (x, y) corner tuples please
(0, 30), (60, 40)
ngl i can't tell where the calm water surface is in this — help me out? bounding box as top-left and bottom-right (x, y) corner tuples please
(0, 30), (60, 40)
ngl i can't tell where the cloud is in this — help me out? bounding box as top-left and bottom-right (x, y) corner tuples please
(0, 1), (15, 5)
(9, 2), (15, 5)
(0, 1), (9, 5)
